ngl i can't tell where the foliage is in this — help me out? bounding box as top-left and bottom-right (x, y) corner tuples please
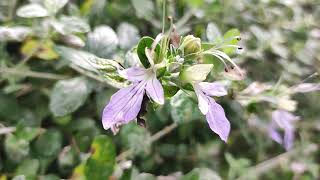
(0, 0), (319, 179)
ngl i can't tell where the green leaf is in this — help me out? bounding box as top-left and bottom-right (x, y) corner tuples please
(38, 175), (60, 180)
(56, 46), (127, 88)
(120, 123), (151, 156)
(170, 90), (202, 124)
(73, 135), (116, 180)
(0, 92), (23, 123)
(49, 77), (91, 117)
(4, 134), (30, 163)
(15, 126), (40, 142)
(182, 168), (222, 180)
(163, 85), (179, 98)
(136, 36), (154, 68)
(180, 64), (213, 83)
(222, 28), (240, 55)
(58, 146), (78, 173)
(15, 159), (40, 176)
(34, 129), (62, 157)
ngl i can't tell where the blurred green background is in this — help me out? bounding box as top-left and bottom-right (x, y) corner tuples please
(0, 0), (319, 179)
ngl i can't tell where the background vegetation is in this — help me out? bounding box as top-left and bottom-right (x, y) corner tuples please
(0, 0), (319, 179)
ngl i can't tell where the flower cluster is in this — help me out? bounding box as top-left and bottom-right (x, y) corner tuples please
(102, 28), (243, 142)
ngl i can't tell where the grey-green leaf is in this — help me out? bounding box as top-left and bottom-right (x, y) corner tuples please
(86, 25), (119, 58)
(117, 22), (140, 50)
(206, 22), (222, 43)
(182, 168), (222, 180)
(170, 90), (202, 124)
(17, 4), (49, 18)
(34, 129), (62, 157)
(131, 0), (154, 19)
(49, 77), (91, 117)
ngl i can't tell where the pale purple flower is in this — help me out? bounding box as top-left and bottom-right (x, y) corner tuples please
(193, 82), (231, 142)
(268, 110), (299, 150)
(102, 67), (164, 134)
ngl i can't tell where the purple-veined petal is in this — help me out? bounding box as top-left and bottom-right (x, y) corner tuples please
(102, 82), (145, 130)
(119, 67), (149, 82)
(194, 83), (209, 115)
(198, 82), (227, 97)
(205, 99), (231, 142)
(145, 75), (164, 105)
(284, 129), (295, 150)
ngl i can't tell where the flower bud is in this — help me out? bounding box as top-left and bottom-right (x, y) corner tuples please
(180, 35), (201, 55)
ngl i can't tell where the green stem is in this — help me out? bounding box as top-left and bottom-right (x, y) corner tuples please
(0, 68), (68, 80)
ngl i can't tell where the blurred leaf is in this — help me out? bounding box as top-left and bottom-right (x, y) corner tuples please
(21, 39), (58, 60)
(117, 22), (140, 50)
(80, 0), (106, 16)
(69, 118), (99, 151)
(225, 153), (251, 179)
(4, 134), (30, 163)
(0, 26), (32, 42)
(0, 92), (22, 122)
(222, 28), (240, 55)
(206, 22), (222, 43)
(38, 175), (60, 180)
(182, 168), (222, 180)
(86, 25), (118, 58)
(49, 77), (91, 117)
(16, 4), (49, 18)
(0, 0), (16, 21)
(120, 123), (151, 156)
(58, 146), (78, 173)
(170, 90), (202, 124)
(51, 16), (90, 35)
(44, 0), (68, 15)
(131, 0), (154, 19)
(72, 135), (116, 180)
(15, 126), (40, 142)
(34, 129), (62, 157)
(15, 159), (39, 177)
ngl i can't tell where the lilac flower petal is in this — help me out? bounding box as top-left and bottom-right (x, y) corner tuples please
(272, 110), (299, 130)
(102, 82), (145, 130)
(268, 125), (283, 144)
(123, 86), (145, 121)
(145, 75), (164, 105)
(119, 67), (149, 82)
(284, 130), (295, 150)
(194, 84), (209, 115)
(206, 99), (230, 142)
(198, 82), (227, 97)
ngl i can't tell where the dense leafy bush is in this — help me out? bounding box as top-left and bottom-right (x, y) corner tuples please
(0, 0), (319, 179)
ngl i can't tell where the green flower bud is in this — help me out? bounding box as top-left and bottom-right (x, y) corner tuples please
(180, 35), (201, 55)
